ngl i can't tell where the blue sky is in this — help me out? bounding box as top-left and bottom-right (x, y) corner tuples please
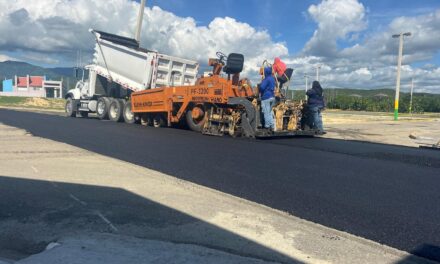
(146, 0), (440, 61)
(147, 0), (316, 52)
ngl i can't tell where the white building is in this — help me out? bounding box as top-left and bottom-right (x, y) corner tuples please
(0, 75), (63, 98)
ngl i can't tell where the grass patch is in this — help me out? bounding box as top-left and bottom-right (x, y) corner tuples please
(0, 96), (65, 110)
(0, 96), (28, 105)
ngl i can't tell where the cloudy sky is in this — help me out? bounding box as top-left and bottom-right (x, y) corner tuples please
(0, 0), (439, 92)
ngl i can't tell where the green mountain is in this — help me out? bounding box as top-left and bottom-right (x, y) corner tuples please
(49, 67), (76, 77)
(0, 61), (64, 79)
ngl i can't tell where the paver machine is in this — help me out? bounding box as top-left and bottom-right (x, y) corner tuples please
(129, 52), (321, 138)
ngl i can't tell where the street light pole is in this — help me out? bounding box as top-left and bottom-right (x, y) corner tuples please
(315, 65), (321, 82)
(392, 32), (411, 121)
(409, 77), (414, 114)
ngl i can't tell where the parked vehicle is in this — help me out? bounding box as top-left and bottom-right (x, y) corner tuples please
(65, 29), (199, 122)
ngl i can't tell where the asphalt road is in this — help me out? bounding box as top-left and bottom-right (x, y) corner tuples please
(1, 109), (440, 262)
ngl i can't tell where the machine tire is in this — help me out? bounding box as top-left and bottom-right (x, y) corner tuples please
(96, 97), (111, 120)
(65, 97), (77, 117)
(185, 105), (206, 132)
(141, 115), (153, 126)
(109, 99), (124, 122)
(153, 115), (166, 128)
(79, 111), (89, 118)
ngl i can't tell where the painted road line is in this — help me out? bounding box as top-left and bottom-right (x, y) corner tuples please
(96, 211), (119, 232)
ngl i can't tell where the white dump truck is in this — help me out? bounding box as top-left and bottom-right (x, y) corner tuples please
(64, 29), (199, 122)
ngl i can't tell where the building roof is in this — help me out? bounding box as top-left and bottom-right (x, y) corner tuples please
(16, 77), (28, 87)
(16, 76), (44, 87)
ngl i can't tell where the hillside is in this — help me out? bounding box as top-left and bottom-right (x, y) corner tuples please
(0, 61), (65, 79)
(49, 67), (76, 77)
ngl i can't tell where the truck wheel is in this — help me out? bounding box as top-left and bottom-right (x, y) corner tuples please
(97, 97), (110, 120)
(79, 111), (88, 118)
(65, 97), (77, 117)
(123, 100), (138, 124)
(186, 105), (206, 132)
(109, 99), (124, 122)
(153, 115), (166, 128)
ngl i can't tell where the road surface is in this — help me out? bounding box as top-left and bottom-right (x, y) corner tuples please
(1, 109), (439, 262)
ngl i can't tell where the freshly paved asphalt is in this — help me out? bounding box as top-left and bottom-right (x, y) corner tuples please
(1, 109), (440, 261)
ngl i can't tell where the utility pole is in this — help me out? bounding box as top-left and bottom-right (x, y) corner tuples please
(409, 77), (414, 114)
(304, 74), (309, 100)
(315, 65), (321, 82)
(135, 0), (147, 44)
(392, 32), (411, 121)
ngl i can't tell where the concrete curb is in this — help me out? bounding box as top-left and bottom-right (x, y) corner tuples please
(16, 233), (276, 264)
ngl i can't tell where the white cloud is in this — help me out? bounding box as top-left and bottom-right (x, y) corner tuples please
(303, 0), (367, 57)
(0, 54), (18, 62)
(286, 0), (440, 93)
(0, 0), (287, 77)
(139, 9), (288, 76)
(0, 0), (438, 93)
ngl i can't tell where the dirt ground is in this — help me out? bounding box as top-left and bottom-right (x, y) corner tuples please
(322, 110), (440, 148)
(0, 97), (64, 110)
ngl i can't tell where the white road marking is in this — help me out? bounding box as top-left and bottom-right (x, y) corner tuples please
(44, 177), (118, 233)
(69, 194), (88, 206)
(96, 211), (118, 232)
(30, 165), (39, 173)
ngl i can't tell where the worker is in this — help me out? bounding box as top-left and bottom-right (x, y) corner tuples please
(306, 81), (325, 132)
(273, 57), (288, 89)
(273, 57), (286, 89)
(259, 67), (276, 130)
(273, 57), (286, 78)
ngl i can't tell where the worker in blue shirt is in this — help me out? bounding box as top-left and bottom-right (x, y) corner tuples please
(259, 67), (276, 130)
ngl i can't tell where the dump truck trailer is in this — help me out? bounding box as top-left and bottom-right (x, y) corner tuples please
(64, 29), (199, 121)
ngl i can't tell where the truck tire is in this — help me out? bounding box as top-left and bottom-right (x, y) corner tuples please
(109, 99), (124, 122)
(97, 97), (111, 120)
(186, 105), (206, 132)
(65, 97), (77, 117)
(123, 100), (138, 124)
